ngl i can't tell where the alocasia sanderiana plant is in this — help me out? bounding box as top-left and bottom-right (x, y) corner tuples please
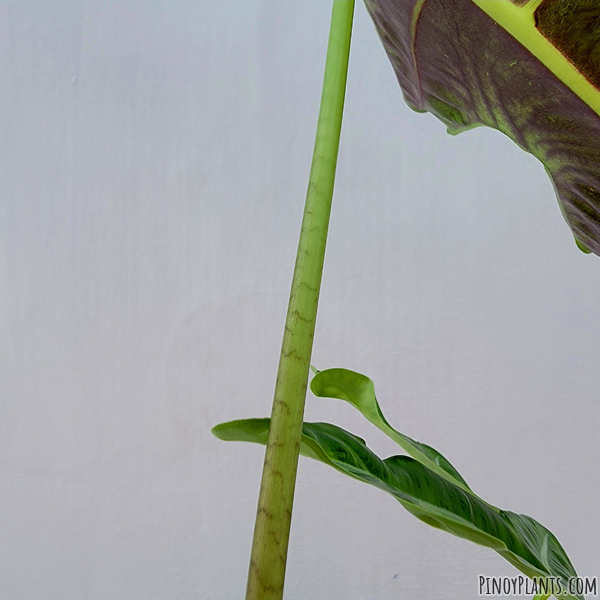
(213, 1), (600, 598)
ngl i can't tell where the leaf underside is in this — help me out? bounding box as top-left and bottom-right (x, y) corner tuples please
(213, 367), (583, 600)
(364, 0), (600, 255)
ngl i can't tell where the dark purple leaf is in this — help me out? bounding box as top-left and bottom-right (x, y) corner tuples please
(365, 0), (600, 255)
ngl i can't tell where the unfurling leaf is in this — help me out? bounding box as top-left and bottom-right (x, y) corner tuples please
(365, 0), (600, 255)
(213, 416), (582, 600)
(213, 366), (582, 599)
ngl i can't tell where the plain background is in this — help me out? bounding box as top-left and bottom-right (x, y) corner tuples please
(1, 1), (599, 599)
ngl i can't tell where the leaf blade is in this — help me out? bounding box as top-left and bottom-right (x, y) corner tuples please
(214, 418), (582, 599)
(365, 0), (600, 254)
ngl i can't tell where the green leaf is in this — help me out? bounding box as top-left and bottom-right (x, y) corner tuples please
(364, 0), (600, 255)
(310, 367), (472, 491)
(213, 418), (582, 600)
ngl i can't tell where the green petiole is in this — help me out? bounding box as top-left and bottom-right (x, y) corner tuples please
(244, 2), (355, 600)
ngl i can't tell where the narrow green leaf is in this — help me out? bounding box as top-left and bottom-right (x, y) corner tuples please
(364, 0), (600, 255)
(213, 418), (582, 600)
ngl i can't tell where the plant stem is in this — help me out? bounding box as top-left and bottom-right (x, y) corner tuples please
(245, 2), (354, 599)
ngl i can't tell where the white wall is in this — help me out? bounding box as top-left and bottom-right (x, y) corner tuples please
(1, 2), (598, 599)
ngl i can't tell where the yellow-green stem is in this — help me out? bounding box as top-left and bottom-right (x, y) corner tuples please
(245, 2), (354, 599)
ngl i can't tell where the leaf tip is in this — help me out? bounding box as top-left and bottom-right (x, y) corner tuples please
(211, 422), (228, 440)
(574, 237), (592, 254)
